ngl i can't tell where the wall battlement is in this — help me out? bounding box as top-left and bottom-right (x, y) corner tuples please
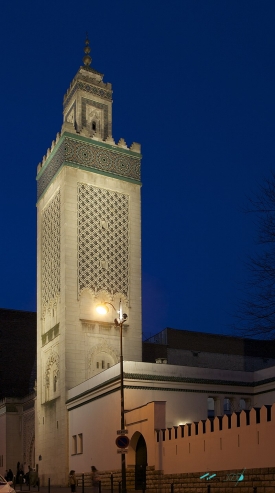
(157, 403), (273, 443)
(153, 403), (275, 474)
(37, 129), (141, 175)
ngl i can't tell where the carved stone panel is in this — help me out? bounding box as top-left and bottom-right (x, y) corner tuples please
(41, 191), (60, 317)
(77, 183), (129, 298)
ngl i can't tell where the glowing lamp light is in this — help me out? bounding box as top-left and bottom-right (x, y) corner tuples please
(96, 304), (109, 315)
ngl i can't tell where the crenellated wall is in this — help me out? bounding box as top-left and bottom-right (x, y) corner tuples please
(154, 404), (275, 474)
(37, 129), (141, 175)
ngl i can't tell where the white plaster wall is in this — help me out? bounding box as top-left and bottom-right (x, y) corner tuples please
(68, 394), (165, 473)
(68, 392), (275, 476)
(66, 359), (275, 474)
(69, 389), (121, 472)
(126, 402), (166, 468)
(159, 405), (275, 473)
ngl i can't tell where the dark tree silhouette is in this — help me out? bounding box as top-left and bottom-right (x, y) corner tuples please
(240, 171), (275, 338)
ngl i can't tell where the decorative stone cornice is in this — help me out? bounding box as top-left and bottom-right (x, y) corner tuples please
(37, 133), (141, 200)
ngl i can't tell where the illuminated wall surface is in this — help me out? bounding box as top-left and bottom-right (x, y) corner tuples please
(36, 42), (142, 485)
(67, 359), (275, 476)
(4, 40), (275, 487)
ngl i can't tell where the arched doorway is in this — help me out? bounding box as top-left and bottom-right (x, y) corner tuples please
(135, 434), (147, 490)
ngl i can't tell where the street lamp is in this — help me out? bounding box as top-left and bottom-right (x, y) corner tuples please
(96, 300), (128, 493)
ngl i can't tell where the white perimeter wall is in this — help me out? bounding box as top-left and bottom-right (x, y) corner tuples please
(67, 361), (275, 474)
(156, 404), (275, 473)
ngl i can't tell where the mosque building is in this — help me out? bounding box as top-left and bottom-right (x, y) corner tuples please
(1, 39), (275, 490)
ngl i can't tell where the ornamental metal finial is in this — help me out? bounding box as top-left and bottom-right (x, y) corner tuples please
(83, 34), (92, 67)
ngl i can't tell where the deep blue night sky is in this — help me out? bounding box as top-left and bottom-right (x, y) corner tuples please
(1, 1), (275, 340)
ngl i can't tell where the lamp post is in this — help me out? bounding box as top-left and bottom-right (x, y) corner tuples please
(96, 300), (128, 493)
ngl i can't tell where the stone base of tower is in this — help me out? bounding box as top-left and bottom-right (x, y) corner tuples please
(35, 397), (69, 486)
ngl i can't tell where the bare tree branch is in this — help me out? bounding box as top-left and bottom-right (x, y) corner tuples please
(238, 171), (275, 338)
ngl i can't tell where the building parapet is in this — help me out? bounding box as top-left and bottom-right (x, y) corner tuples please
(155, 404), (273, 442)
(36, 132), (141, 200)
(36, 129), (141, 176)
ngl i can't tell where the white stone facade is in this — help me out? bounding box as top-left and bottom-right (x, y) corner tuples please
(36, 57), (142, 485)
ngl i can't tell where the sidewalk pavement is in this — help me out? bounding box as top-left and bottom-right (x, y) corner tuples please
(15, 488), (114, 493)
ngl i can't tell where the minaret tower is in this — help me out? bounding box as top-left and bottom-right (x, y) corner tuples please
(35, 39), (142, 485)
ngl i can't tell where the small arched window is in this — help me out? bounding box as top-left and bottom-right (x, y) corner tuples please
(92, 121), (96, 131)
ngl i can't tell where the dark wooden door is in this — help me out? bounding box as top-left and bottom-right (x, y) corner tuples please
(135, 435), (147, 490)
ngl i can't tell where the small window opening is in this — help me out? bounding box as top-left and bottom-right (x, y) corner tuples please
(72, 435), (77, 455)
(239, 398), (246, 410)
(207, 397), (215, 418)
(78, 433), (83, 454)
(53, 375), (57, 392)
(92, 121), (96, 131)
(224, 398), (231, 415)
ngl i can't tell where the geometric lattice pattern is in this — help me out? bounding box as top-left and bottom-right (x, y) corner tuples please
(41, 190), (60, 315)
(37, 136), (141, 199)
(77, 183), (129, 298)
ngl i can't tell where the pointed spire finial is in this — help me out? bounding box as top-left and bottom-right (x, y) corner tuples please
(83, 35), (92, 67)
